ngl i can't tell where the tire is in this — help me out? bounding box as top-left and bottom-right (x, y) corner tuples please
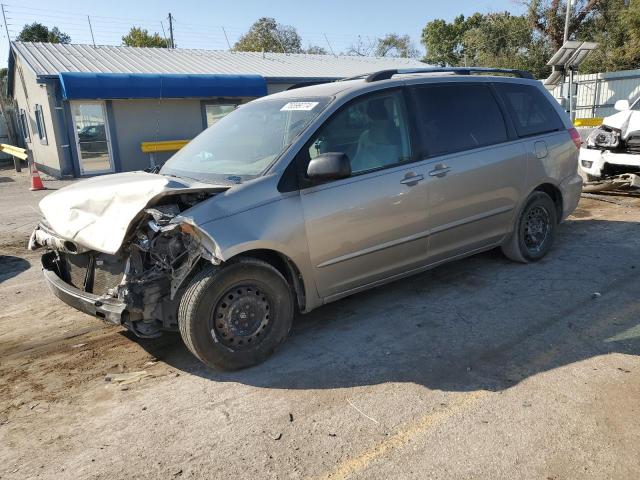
(501, 191), (558, 263)
(178, 257), (294, 370)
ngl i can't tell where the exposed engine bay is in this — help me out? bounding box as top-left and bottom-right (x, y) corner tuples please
(30, 175), (226, 338)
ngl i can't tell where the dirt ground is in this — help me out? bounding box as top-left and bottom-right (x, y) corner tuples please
(1, 165), (640, 480)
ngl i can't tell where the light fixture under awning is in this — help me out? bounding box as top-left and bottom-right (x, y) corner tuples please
(58, 72), (268, 100)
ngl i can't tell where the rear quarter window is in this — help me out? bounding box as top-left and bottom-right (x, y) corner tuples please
(495, 83), (563, 137)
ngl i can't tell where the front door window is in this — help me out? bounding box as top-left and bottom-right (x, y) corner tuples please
(71, 102), (114, 175)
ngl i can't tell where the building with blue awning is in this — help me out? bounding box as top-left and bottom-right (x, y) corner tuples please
(9, 42), (425, 178)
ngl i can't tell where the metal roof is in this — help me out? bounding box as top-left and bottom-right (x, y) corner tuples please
(12, 42), (426, 81)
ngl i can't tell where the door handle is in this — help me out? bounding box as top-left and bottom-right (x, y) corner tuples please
(429, 164), (451, 177)
(400, 173), (424, 185)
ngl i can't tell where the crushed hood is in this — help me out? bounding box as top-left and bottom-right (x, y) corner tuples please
(39, 171), (224, 254)
(602, 109), (640, 139)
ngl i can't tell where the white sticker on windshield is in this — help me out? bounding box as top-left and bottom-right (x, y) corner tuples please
(280, 101), (319, 111)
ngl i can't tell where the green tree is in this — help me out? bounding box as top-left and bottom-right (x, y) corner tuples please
(579, 0), (640, 72)
(525, 0), (603, 50)
(234, 17), (302, 53)
(122, 27), (169, 48)
(462, 12), (553, 78)
(420, 0), (637, 76)
(16, 22), (71, 43)
(421, 14), (483, 66)
(306, 45), (328, 55)
(375, 33), (420, 58)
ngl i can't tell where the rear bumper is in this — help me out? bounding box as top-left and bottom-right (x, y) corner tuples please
(42, 252), (126, 325)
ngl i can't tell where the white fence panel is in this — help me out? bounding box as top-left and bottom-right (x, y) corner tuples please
(550, 68), (640, 118)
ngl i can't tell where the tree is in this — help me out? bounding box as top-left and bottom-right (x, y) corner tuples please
(122, 27), (169, 48)
(17, 22), (71, 43)
(420, 0), (637, 76)
(375, 33), (420, 58)
(345, 36), (376, 56)
(306, 45), (328, 55)
(463, 12), (553, 78)
(525, 0), (603, 50)
(234, 17), (302, 53)
(346, 34), (420, 58)
(579, 0), (640, 72)
(421, 14), (483, 66)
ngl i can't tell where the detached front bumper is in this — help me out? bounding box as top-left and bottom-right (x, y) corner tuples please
(579, 147), (640, 178)
(42, 251), (126, 325)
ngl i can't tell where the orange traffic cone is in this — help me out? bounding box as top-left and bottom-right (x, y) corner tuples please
(29, 162), (46, 191)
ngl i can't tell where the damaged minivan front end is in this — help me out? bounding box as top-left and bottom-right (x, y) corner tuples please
(29, 172), (227, 338)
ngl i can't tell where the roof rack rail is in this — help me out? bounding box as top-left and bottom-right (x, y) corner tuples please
(339, 67), (535, 83)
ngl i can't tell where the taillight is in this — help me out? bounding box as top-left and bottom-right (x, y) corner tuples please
(568, 127), (582, 149)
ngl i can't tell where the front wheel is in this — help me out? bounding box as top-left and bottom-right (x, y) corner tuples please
(178, 258), (294, 370)
(501, 191), (558, 263)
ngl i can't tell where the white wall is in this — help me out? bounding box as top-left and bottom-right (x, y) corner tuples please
(12, 56), (66, 175)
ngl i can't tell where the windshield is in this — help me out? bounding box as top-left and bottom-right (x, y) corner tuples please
(161, 97), (331, 183)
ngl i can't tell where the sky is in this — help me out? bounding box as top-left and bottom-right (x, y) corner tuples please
(2, 0), (523, 63)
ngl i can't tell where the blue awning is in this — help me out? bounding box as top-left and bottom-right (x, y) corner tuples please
(59, 72), (267, 100)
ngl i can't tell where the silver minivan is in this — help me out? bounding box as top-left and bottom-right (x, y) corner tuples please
(30, 68), (583, 370)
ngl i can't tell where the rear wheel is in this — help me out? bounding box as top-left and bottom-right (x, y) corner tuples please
(178, 258), (294, 370)
(501, 191), (558, 263)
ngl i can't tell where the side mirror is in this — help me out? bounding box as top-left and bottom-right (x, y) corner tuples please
(307, 152), (351, 182)
(614, 100), (630, 111)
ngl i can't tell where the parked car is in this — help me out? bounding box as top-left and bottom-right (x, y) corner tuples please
(579, 94), (640, 180)
(29, 68), (583, 370)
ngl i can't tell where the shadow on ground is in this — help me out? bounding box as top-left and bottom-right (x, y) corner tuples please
(0, 255), (31, 283)
(129, 216), (640, 393)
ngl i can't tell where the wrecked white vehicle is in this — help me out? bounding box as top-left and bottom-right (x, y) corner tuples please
(580, 96), (640, 180)
(30, 69), (582, 370)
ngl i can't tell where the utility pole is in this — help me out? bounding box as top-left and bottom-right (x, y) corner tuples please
(222, 27), (231, 51)
(563, 0), (572, 43)
(1, 4), (10, 45)
(168, 13), (175, 49)
(323, 33), (336, 58)
(87, 15), (96, 47)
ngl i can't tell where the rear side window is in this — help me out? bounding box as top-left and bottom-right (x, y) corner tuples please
(495, 83), (563, 137)
(412, 84), (508, 157)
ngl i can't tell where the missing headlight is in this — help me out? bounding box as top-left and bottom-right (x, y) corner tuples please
(586, 127), (620, 149)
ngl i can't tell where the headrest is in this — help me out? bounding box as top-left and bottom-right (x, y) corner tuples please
(367, 98), (390, 121)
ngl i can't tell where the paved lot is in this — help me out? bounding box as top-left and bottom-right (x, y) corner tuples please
(1, 165), (640, 479)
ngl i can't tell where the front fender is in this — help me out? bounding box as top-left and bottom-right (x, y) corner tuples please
(194, 195), (323, 312)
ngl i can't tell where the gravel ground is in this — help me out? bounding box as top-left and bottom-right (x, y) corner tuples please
(1, 165), (639, 480)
